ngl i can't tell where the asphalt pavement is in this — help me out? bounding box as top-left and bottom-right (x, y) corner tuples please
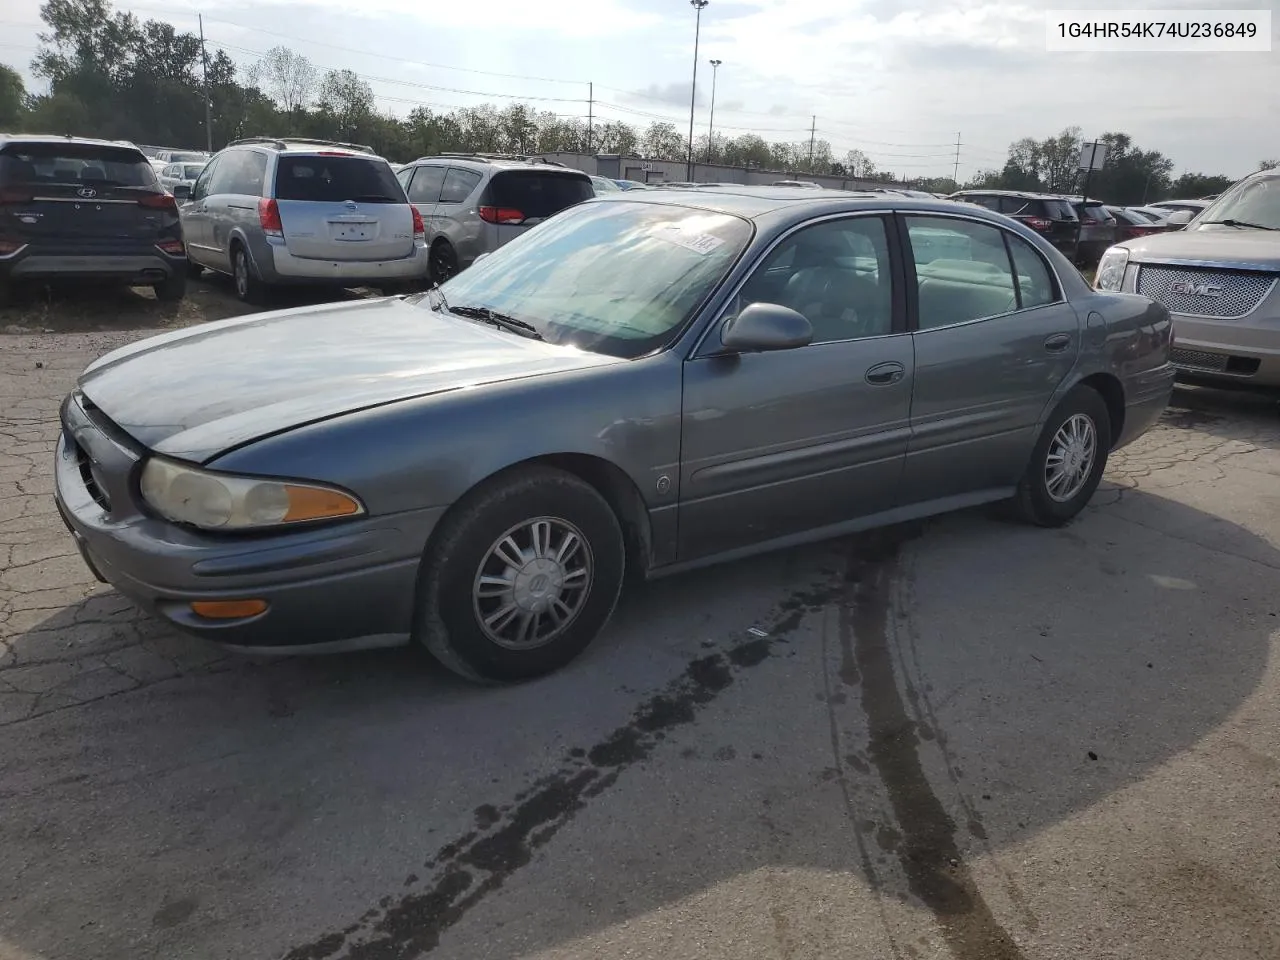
(1, 331), (1278, 960)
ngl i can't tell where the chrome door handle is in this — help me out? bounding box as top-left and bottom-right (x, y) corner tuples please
(865, 361), (905, 385)
(1044, 333), (1072, 352)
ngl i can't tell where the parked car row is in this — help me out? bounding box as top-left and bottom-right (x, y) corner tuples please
(946, 189), (1216, 266)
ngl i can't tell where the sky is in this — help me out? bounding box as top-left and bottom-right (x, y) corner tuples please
(1, 0), (1277, 181)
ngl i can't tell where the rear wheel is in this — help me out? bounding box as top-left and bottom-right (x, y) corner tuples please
(153, 271), (187, 303)
(429, 240), (459, 284)
(185, 252), (204, 279)
(232, 244), (268, 306)
(1012, 385), (1112, 527)
(416, 467), (626, 683)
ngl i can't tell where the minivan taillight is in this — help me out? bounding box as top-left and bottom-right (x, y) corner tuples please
(138, 192), (177, 212)
(411, 205), (424, 240)
(1024, 216), (1052, 231)
(478, 206), (525, 225)
(258, 198), (283, 236)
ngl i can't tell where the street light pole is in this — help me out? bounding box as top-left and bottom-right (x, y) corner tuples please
(687, 0), (708, 181)
(706, 59), (721, 165)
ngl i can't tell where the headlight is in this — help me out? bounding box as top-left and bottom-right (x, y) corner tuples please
(1094, 246), (1129, 291)
(139, 457), (364, 531)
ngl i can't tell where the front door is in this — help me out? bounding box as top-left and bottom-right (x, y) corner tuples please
(180, 154), (220, 261)
(678, 214), (915, 562)
(899, 213), (1082, 504)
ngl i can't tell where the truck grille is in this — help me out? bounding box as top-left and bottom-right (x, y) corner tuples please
(1136, 265), (1276, 318)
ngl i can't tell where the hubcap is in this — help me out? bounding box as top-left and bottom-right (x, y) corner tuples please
(1045, 413), (1097, 503)
(472, 517), (593, 650)
(432, 247), (455, 282)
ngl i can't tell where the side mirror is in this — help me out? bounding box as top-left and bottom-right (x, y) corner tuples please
(720, 302), (813, 353)
(1163, 209), (1193, 229)
(172, 183), (192, 201)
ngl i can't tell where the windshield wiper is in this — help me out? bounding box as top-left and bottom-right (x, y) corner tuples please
(1202, 218), (1277, 231)
(447, 304), (544, 340)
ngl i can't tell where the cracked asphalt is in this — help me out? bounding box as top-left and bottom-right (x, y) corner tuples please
(2, 330), (1278, 960)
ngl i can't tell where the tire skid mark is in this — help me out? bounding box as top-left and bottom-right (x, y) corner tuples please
(840, 528), (1028, 960)
(893, 550), (1040, 933)
(280, 576), (842, 960)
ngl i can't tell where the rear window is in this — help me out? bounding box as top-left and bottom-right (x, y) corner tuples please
(1041, 199), (1078, 220)
(482, 171), (594, 219)
(182, 164), (205, 179)
(0, 143), (157, 188)
(169, 152), (205, 163)
(273, 155), (406, 203)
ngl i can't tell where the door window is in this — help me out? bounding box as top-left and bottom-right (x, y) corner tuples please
(218, 151), (267, 196)
(730, 216), (895, 344)
(408, 165), (447, 204)
(190, 156), (219, 201)
(1005, 233), (1059, 308)
(906, 216), (1019, 329)
(439, 167), (482, 204)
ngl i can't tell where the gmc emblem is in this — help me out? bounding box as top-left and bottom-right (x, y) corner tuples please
(1170, 281), (1224, 298)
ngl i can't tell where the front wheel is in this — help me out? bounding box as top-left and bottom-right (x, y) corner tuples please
(416, 467), (626, 683)
(153, 271), (187, 303)
(1012, 385), (1112, 527)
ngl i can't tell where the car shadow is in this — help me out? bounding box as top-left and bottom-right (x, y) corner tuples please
(1, 481), (1275, 959)
(1165, 382), (1280, 451)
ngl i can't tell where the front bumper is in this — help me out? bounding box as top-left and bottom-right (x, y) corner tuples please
(53, 396), (446, 651)
(253, 236), (430, 285)
(1167, 312), (1280, 388)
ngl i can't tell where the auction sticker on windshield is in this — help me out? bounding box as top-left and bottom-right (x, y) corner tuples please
(653, 225), (726, 255)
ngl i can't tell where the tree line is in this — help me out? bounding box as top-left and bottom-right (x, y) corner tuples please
(0, 0), (1269, 205)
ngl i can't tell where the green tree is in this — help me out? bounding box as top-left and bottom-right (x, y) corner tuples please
(1168, 172), (1234, 198)
(0, 64), (25, 127)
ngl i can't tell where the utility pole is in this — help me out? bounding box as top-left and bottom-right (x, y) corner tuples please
(586, 82), (593, 155)
(807, 115), (816, 171)
(705, 59), (721, 164)
(952, 132), (961, 186)
(198, 14), (213, 152)
(686, 0), (709, 181)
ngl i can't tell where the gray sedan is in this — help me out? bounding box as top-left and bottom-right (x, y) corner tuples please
(53, 188), (1175, 683)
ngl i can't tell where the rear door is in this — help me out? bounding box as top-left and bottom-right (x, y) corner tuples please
(901, 213), (1081, 504)
(478, 169), (594, 247)
(272, 153), (414, 261)
(0, 142), (167, 247)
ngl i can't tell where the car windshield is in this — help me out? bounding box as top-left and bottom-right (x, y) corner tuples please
(1193, 175), (1280, 231)
(274, 155), (405, 203)
(432, 200), (752, 358)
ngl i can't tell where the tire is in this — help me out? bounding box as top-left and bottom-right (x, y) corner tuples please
(153, 271), (187, 303)
(185, 254), (204, 279)
(1012, 384), (1113, 527)
(417, 466), (626, 683)
(0, 279), (10, 308)
(232, 243), (268, 306)
(429, 240), (459, 285)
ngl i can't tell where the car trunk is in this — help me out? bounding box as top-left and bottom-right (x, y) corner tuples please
(0, 144), (168, 244)
(479, 170), (594, 247)
(273, 154), (414, 261)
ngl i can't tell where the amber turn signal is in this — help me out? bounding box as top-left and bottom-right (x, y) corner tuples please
(190, 599), (269, 620)
(282, 485), (362, 523)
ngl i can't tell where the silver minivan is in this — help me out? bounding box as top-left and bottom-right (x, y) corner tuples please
(176, 137), (429, 303)
(395, 154), (594, 282)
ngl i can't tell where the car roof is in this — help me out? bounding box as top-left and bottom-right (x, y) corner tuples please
(592, 184), (985, 220)
(0, 134), (148, 154)
(407, 154), (589, 175)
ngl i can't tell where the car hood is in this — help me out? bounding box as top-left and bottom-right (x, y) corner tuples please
(78, 296), (621, 463)
(1119, 228), (1280, 269)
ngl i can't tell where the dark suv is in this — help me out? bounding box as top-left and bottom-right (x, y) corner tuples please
(0, 135), (187, 305)
(948, 189), (1080, 258)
